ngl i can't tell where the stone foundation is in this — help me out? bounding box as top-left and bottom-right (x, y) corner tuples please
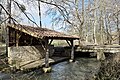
(8, 45), (54, 69)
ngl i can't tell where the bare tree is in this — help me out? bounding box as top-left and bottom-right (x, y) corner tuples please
(0, 0), (120, 45)
(93, 0), (97, 44)
(38, 0), (42, 27)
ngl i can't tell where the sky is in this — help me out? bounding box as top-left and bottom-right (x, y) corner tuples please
(16, 0), (53, 29)
(13, 0), (90, 32)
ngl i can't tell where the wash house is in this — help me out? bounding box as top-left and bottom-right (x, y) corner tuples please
(7, 24), (79, 71)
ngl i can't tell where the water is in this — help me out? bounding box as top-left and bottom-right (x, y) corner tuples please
(0, 58), (101, 80)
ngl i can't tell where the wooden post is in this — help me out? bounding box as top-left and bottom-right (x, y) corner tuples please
(45, 46), (49, 68)
(6, 26), (9, 54)
(69, 40), (74, 62)
(43, 39), (51, 73)
(16, 31), (19, 46)
(6, 0), (11, 54)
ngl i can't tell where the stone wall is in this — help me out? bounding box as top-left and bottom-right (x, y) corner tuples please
(8, 45), (54, 69)
(54, 47), (71, 57)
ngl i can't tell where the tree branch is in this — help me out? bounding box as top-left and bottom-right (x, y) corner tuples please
(39, 0), (75, 26)
(13, 0), (39, 27)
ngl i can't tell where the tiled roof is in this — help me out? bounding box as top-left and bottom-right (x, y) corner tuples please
(8, 24), (79, 40)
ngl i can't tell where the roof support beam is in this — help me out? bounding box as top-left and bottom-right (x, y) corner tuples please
(45, 39), (49, 68)
(16, 31), (19, 46)
(49, 39), (53, 45)
(66, 40), (71, 46)
(69, 40), (74, 62)
(43, 39), (52, 73)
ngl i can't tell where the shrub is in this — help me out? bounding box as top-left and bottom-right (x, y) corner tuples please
(95, 53), (120, 80)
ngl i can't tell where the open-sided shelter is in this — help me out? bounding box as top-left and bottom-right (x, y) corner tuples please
(7, 24), (79, 70)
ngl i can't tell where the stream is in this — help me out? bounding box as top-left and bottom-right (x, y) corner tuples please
(0, 57), (101, 80)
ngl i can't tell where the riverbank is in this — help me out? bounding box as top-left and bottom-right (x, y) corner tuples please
(95, 53), (120, 80)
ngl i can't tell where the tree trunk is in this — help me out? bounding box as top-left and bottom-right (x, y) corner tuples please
(75, 0), (84, 46)
(38, 0), (42, 27)
(100, 0), (104, 45)
(93, 0), (97, 44)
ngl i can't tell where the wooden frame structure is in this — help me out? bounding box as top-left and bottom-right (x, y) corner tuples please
(40, 38), (77, 68)
(7, 24), (79, 71)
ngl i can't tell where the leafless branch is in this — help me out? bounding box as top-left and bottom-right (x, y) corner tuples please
(13, 0), (39, 27)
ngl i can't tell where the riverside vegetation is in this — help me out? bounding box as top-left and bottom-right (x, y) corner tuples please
(95, 53), (120, 80)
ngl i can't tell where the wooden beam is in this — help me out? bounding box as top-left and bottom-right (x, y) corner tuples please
(45, 39), (49, 68)
(66, 40), (71, 46)
(14, 29), (16, 46)
(49, 39), (53, 45)
(16, 31), (19, 46)
(6, 0), (11, 47)
(43, 39), (52, 73)
(6, 26), (9, 54)
(70, 40), (74, 62)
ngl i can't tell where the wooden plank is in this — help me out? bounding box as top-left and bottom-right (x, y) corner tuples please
(76, 45), (120, 53)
